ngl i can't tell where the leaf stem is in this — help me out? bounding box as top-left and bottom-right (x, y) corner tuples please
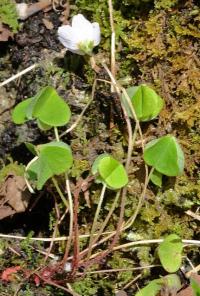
(54, 127), (60, 142)
(124, 167), (154, 230)
(52, 177), (68, 208)
(86, 184), (107, 259)
(91, 190), (120, 246)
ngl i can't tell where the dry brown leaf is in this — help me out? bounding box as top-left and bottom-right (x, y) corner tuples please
(0, 23), (13, 42)
(42, 18), (54, 30)
(177, 274), (200, 296)
(0, 206), (16, 220)
(0, 174), (31, 219)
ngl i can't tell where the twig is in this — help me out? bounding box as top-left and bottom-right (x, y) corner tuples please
(71, 181), (81, 274)
(58, 207), (69, 225)
(66, 283), (80, 296)
(0, 231), (113, 242)
(29, 245), (59, 260)
(16, 0), (51, 20)
(84, 238), (200, 263)
(0, 64), (38, 88)
(185, 210), (200, 222)
(8, 246), (21, 256)
(79, 265), (160, 275)
(90, 239), (200, 257)
(122, 274), (142, 290)
(186, 263), (200, 278)
(35, 273), (81, 296)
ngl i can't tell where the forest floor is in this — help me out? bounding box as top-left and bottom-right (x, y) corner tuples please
(0, 0), (200, 295)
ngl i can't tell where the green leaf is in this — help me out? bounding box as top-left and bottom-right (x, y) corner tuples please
(135, 278), (163, 296)
(144, 135), (184, 176)
(121, 86), (138, 118)
(12, 98), (33, 124)
(191, 279), (200, 296)
(27, 141), (73, 190)
(12, 86), (71, 128)
(98, 156), (128, 189)
(122, 85), (164, 121)
(150, 169), (162, 187)
(91, 153), (110, 175)
(37, 119), (52, 131)
(0, 0), (19, 32)
(158, 234), (183, 273)
(135, 274), (181, 296)
(25, 142), (37, 155)
(92, 153), (109, 184)
(32, 86), (71, 127)
(164, 274), (181, 291)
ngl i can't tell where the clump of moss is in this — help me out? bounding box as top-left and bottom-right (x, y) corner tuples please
(0, 158), (24, 183)
(71, 159), (90, 179)
(0, 0), (19, 32)
(72, 275), (99, 296)
(154, 0), (178, 9)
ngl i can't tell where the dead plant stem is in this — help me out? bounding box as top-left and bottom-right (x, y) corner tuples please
(108, 0), (116, 92)
(79, 265), (159, 275)
(0, 64), (38, 88)
(62, 177), (74, 264)
(71, 181), (81, 274)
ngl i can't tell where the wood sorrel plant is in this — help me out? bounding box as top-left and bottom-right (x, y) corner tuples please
(11, 70), (185, 283)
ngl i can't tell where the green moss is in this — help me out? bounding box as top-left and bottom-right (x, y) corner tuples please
(141, 204), (161, 225)
(71, 159), (90, 178)
(19, 231), (35, 262)
(137, 246), (153, 276)
(72, 276), (98, 296)
(0, 0), (19, 32)
(0, 159), (24, 183)
(154, 0), (178, 9)
(107, 252), (134, 286)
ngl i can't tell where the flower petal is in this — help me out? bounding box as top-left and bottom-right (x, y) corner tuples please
(72, 14), (94, 42)
(58, 14), (101, 55)
(92, 22), (101, 46)
(72, 14), (91, 29)
(58, 25), (81, 53)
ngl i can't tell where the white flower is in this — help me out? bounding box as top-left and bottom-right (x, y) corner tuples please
(58, 14), (101, 55)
